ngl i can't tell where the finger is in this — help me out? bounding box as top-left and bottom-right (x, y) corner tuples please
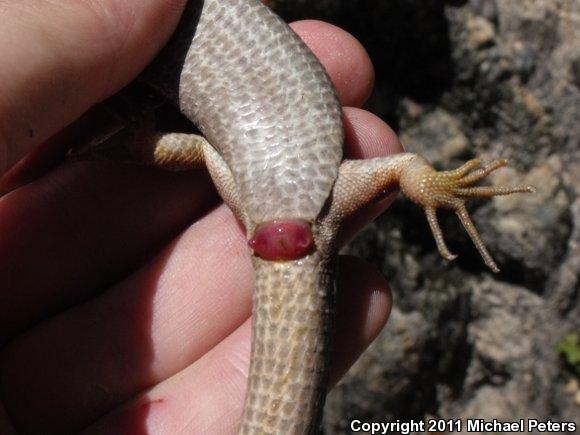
(340, 107), (404, 244)
(330, 256), (392, 384)
(0, 31), (389, 338)
(0, 164), (219, 340)
(343, 107), (402, 159)
(0, 0), (187, 175)
(0, 106), (119, 196)
(82, 257), (391, 435)
(291, 20), (375, 107)
(0, 205), (250, 434)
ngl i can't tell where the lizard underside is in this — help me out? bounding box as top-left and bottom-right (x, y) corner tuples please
(71, 0), (535, 433)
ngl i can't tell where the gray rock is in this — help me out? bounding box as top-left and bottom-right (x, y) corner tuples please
(270, 0), (580, 432)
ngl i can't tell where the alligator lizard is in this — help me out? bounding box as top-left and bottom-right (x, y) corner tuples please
(74, 0), (534, 433)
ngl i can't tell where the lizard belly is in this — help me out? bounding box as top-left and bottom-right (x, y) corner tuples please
(177, 0), (344, 225)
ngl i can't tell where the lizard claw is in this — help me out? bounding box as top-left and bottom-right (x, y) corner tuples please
(400, 157), (535, 273)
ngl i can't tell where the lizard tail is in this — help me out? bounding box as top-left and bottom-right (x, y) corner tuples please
(238, 253), (337, 434)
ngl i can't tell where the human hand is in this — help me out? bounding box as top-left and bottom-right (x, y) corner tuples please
(0, 2), (400, 433)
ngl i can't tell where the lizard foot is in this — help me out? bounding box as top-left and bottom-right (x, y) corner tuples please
(399, 157), (535, 272)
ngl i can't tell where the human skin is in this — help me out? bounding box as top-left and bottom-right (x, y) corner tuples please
(0, 1), (401, 433)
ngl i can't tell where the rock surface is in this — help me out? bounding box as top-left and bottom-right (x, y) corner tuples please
(270, 0), (580, 432)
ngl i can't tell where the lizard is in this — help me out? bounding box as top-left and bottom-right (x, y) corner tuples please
(73, 0), (535, 433)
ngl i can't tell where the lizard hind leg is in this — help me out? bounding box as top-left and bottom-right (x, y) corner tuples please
(67, 115), (207, 171)
(125, 128), (247, 224)
(69, 118), (246, 221)
(124, 130), (207, 171)
(135, 129), (248, 224)
(328, 154), (534, 273)
(399, 156), (535, 273)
